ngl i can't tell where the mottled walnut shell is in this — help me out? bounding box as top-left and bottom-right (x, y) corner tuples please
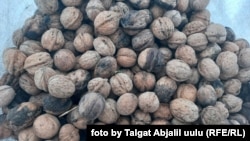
(224, 79), (241, 96)
(154, 76), (177, 103)
(76, 24), (94, 35)
(19, 73), (41, 96)
(34, 0), (59, 15)
(205, 23), (227, 44)
(54, 49), (76, 72)
(110, 73), (133, 96)
(116, 93), (138, 116)
(159, 47), (173, 62)
(151, 17), (174, 40)
(41, 28), (65, 52)
(33, 114), (61, 139)
(132, 29), (154, 51)
(182, 21), (207, 36)
(198, 58), (220, 81)
(129, 0), (150, 9)
(187, 33), (208, 51)
(163, 10), (182, 27)
(94, 11), (121, 35)
(12, 28), (25, 47)
(67, 107), (91, 129)
(67, 69), (91, 91)
(18, 127), (41, 141)
(110, 2), (130, 17)
(61, 0), (82, 6)
(199, 43), (221, 59)
(78, 92), (105, 120)
(34, 67), (56, 92)
(59, 124), (80, 141)
(48, 75), (75, 98)
(78, 50), (101, 70)
(175, 45), (197, 66)
(3, 48), (27, 76)
(170, 98), (199, 123)
(189, 0), (210, 11)
(131, 109), (151, 125)
(93, 36), (116, 56)
(0, 85), (16, 107)
(87, 77), (111, 98)
(221, 94), (243, 113)
(153, 103), (172, 120)
(133, 71), (156, 92)
(238, 48), (250, 68)
(73, 33), (94, 53)
(29, 93), (48, 107)
(109, 28), (131, 49)
(19, 40), (45, 56)
(94, 56), (118, 78)
(138, 91), (159, 113)
(24, 52), (53, 75)
(154, 0), (177, 9)
(225, 26), (236, 41)
(186, 68), (201, 85)
(167, 30), (187, 49)
(86, 0), (105, 21)
(234, 38), (250, 50)
(60, 7), (83, 30)
(197, 84), (217, 107)
(98, 99), (119, 124)
(176, 84), (197, 102)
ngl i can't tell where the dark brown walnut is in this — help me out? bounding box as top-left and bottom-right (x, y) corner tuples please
(94, 11), (121, 35)
(59, 124), (80, 141)
(129, 0), (150, 9)
(237, 67), (250, 83)
(133, 71), (156, 92)
(76, 24), (94, 35)
(19, 73), (41, 96)
(22, 14), (48, 40)
(19, 40), (45, 56)
(187, 33), (208, 51)
(154, 76), (177, 103)
(222, 41), (239, 54)
(176, 0), (189, 12)
(98, 99), (119, 124)
(182, 21), (207, 36)
(138, 91), (159, 113)
(189, 0), (210, 11)
(110, 2), (130, 17)
(6, 102), (41, 131)
(153, 103), (172, 120)
(234, 38), (250, 50)
(138, 48), (166, 73)
(18, 127), (41, 141)
(163, 10), (182, 27)
(176, 84), (197, 102)
(47, 13), (63, 30)
(66, 69), (90, 91)
(86, 0), (105, 21)
(3, 47), (27, 76)
(34, 0), (58, 15)
(60, 7), (83, 30)
(109, 28), (131, 49)
(197, 84), (217, 107)
(225, 26), (236, 41)
(29, 93), (48, 107)
(43, 95), (72, 115)
(34, 67), (56, 92)
(131, 109), (151, 125)
(167, 30), (187, 49)
(78, 92), (105, 120)
(221, 94), (243, 113)
(41, 28), (65, 52)
(24, 52), (53, 75)
(150, 17), (174, 40)
(33, 114), (61, 140)
(61, 0), (82, 6)
(175, 45), (197, 66)
(166, 59), (192, 82)
(131, 29), (154, 51)
(93, 36), (116, 56)
(199, 43), (221, 59)
(205, 23), (227, 44)
(94, 56), (118, 78)
(116, 48), (137, 68)
(170, 98), (199, 123)
(224, 79), (241, 96)
(120, 9), (152, 34)
(67, 107), (91, 129)
(154, 0), (177, 9)
(238, 48), (250, 68)
(12, 28), (25, 47)
(87, 77), (111, 98)
(149, 3), (165, 19)
(78, 50), (101, 70)
(198, 58), (220, 81)
(54, 49), (76, 72)
(116, 93), (138, 116)
(0, 85), (16, 107)
(48, 75), (75, 99)
(110, 73), (133, 96)
(74, 32), (94, 53)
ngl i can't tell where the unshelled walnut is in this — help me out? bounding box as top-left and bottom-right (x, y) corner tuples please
(60, 7), (83, 30)
(73, 33), (93, 53)
(86, 0), (105, 21)
(190, 9), (210, 25)
(129, 0), (150, 9)
(197, 84), (217, 107)
(116, 93), (138, 116)
(182, 20), (207, 36)
(110, 73), (133, 96)
(58, 124), (80, 141)
(94, 56), (118, 78)
(61, 0), (82, 6)
(132, 29), (154, 51)
(237, 67), (250, 83)
(175, 45), (197, 66)
(199, 43), (221, 59)
(67, 107), (91, 129)
(153, 103), (172, 120)
(154, 0), (177, 9)
(116, 48), (137, 68)
(198, 58), (220, 81)
(33, 114), (61, 139)
(224, 79), (242, 95)
(133, 71), (156, 92)
(54, 49), (76, 72)
(234, 38), (250, 50)
(98, 99), (119, 124)
(93, 36), (116, 56)
(189, 0), (210, 11)
(34, 67), (56, 92)
(0, 85), (16, 107)
(76, 24), (94, 35)
(221, 94), (243, 113)
(87, 77), (111, 98)
(238, 47), (250, 68)
(47, 13), (63, 30)
(78, 50), (101, 70)
(34, 0), (58, 15)
(163, 10), (182, 27)
(18, 127), (41, 141)
(187, 33), (208, 51)
(176, 84), (197, 102)
(110, 2), (130, 17)
(151, 17), (174, 40)
(131, 109), (151, 125)
(222, 41), (239, 54)
(116, 116), (131, 125)
(109, 28), (131, 49)
(200, 105), (225, 125)
(67, 69), (91, 91)
(19, 73), (41, 95)
(167, 30), (187, 49)
(12, 28), (25, 47)
(138, 91), (159, 113)
(19, 40), (45, 56)
(205, 23), (227, 44)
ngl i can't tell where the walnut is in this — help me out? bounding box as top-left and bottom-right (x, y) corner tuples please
(73, 33), (94, 53)
(131, 109), (151, 125)
(34, 67), (57, 92)
(205, 23), (227, 44)
(187, 33), (208, 51)
(138, 91), (159, 113)
(60, 7), (83, 30)
(78, 50), (101, 70)
(153, 103), (172, 120)
(197, 84), (217, 107)
(133, 71), (156, 92)
(85, 0), (105, 21)
(182, 21), (207, 36)
(0, 85), (16, 107)
(34, 0), (59, 15)
(19, 40), (45, 56)
(87, 77), (111, 98)
(176, 84), (197, 102)
(198, 58), (220, 81)
(238, 47), (250, 68)
(94, 56), (118, 78)
(110, 73), (133, 96)
(131, 29), (154, 51)
(98, 99), (119, 124)
(93, 36), (116, 56)
(221, 94), (243, 113)
(224, 79), (242, 95)
(167, 30), (187, 49)
(58, 124), (80, 141)
(189, 0), (210, 11)
(116, 48), (137, 68)
(18, 127), (41, 141)
(61, 0), (82, 6)
(19, 73), (41, 95)
(163, 10), (182, 27)
(54, 49), (76, 72)
(175, 45), (197, 66)
(150, 17), (174, 40)
(116, 93), (138, 116)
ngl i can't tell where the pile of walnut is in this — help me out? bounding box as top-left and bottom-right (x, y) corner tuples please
(1, 0), (250, 140)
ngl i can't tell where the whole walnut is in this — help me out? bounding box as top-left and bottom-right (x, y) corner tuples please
(153, 103), (172, 120)
(167, 30), (187, 49)
(19, 40), (45, 56)
(221, 94), (243, 113)
(205, 23), (227, 44)
(18, 127), (41, 141)
(154, 76), (177, 103)
(214, 101), (229, 120)
(133, 71), (156, 92)
(224, 79), (242, 95)
(0, 85), (16, 107)
(3, 47), (27, 76)
(29, 93), (48, 107)
(187, 33), (208, 51)
(67, 69), (91, 91)
(110, 2), (130, 17)
(54, 49), (76, 72)
(176, 84), (197, 102)
(129, 0), (150, 9)
(78, 92), (105, 120)
(138, 91), (160, 113)
(198, 58), (220, 81)
(110, 73), (133, 96)
(85, 0), (105, 21)
(154, 0), (177, 9)
(237, 67), (250, 83)
(48, 75), (75, 98)
(60, 7), (83, 30)
(234, 38), (250, 50)
(34, 0), (59, 15)
(149, 4), (165, 19)
(200, 105), (225, 125)
(94, 11), (121, 35)
(163, 10), (182, 27)
(197, 84), (217, 107)
(58, 124), (80, 141)
(78, 50), (101, 70)
(33, 114), (61, 139)
(189, 0), (210, 11)
(150, 17), (174, 40)
(12, 28), (25, 47)
(132, 29), (154, 51)
(76, 24), (94, 35)
(41, 28), (65, 52)
(34, 67), (56, 92)
(61, 0), (82, 6)
(222, 41), (239, 54)
(116, 116), (131, 125)
(166, 59), (192, 82)
(19, 73), (41, 95)
(67, 107), (91, 129)
(98, 99), (120, 124)
(94, 56), (118, 78)
(73, 33), (94, 53)
(199, 43), (221, 59)
(93, 36), (116, 56)
(109, 28), (131, 49)
(186, 68), (201, 85)
(238, 47), (250, 68)
(87, 77), (111, 98)
(175, 45), (197, 66)
(47, 13), (63, 30)
(170, 98), (199, 123)
(24, 52), (53, 75)
(116, 93), (138, 116)
(182, 20), (207, 36)
(131, 109), (151, 125)
(116, 48), (137, 68)
(190, 9), (210, 25)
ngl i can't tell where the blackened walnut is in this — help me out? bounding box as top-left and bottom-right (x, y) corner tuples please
(197, 84), (217, 107)
(110, 73), (133, 96)
(87, 77), (111, 98)
(132, 29), (154, 51)
(78, 50), (101, 70)
(73, 33), (94, 53)
(116, 93), (138, 116)
(151, 17), (174, 40)
(198, 58), (220, 81)
(34, 67), (57, 92)
(67, 69), (91, 91)
(133, 71), (156, 92)
(155, 0), (177, 9)
(129, 0), (150, 9)
(12, 28), (25, 47)
(94, 56), (118, 78)
(138, 48), (166, 73)
(54, 49), (76, 72)
(93, 36), (116, 56)
(0, 85), (16, 107)
(225, 26), (236, 41)
(109, 28), (131, 49)
(19, 40), (45, 56)
(19, 73), (41, 96)
(199, 43), (221, 59)
(78, 92), (105, 120)
(175, 45), (197, 66)
(116, 48), (137, 68)
(34, 0), (58, 15)
(154, 76), (177, 103)
(67, 107), (90, 129)
(60, 7), (83, 30)
(98, 98), (119, 124)
(110, 2), (130, 17)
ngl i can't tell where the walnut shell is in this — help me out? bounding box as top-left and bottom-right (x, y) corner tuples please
(222, 41), (239, 54)
(189, 0), (210, 11)
(186, 68), (200, 85)
(12, 28), (25, 47)
(18, 127), (41, 141)
(175, 45), (197, 66)
(110, 73), (133, 96)
(98, 98), (119, 124)
(93, 36), (116, 56)
(205, 23), (227, 44)
(154, 0), (177, 9)
(0, 85), (16, 107)
(176, 0), (190, 12)
(163, 10), (182, 27)
(34, 0), (59, 15)
(116, 48), (137, 68)
(200, 105), (224, 125)
(238, 48), (250, 68)
(132, 29), (154, 51)
(24, 52), (53, 75)
(76, 24), (94, 35)
(131, 109), (151, 125)
(187, 33), (208, 51)
(87, 77), (111, 98)
(199, 43), (221, 59)
(60, 7), (83, 30)
(86, 0), (105, 21)
(182, 20), (207, 36)
(116, 116), (131, 125)
(33, 114), (61, 139)
(138, 91), (159, 113)
(47, 13), (63, 30)
(237, 67), (250, 83)
(108, 28), (131, 49)
(34, 67), (57, 92)
(153, 103), (172, 120)
(67, 107), (90, 129)
(224, 79), (242, 95)
(54, 49), (76, 72)
(19, 73), (41, 95)
(129, 0), (150, 9)
(19, 40), (45, 56)
(151, 17), (174, 40)
(176, 84), (197, 102)
(110, 2), (130, 17)
(198, 58), (220, 81)
(167, 30), (187, 49)
(197, 84), (217, 107)
(94, 56), (118, 78)
(234, 38), (250, 50)
(221, 94), (243, 113)
(59, 124), (80, 141)
(133, 71), (156, 92)
(78, 50), (101, 70)
(73, 33), (94, 53)
(61, 0), (82, 6)
(116, 93), (138, 116)
(67, 69), (91, 91)
(48, 75), (75, 98)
